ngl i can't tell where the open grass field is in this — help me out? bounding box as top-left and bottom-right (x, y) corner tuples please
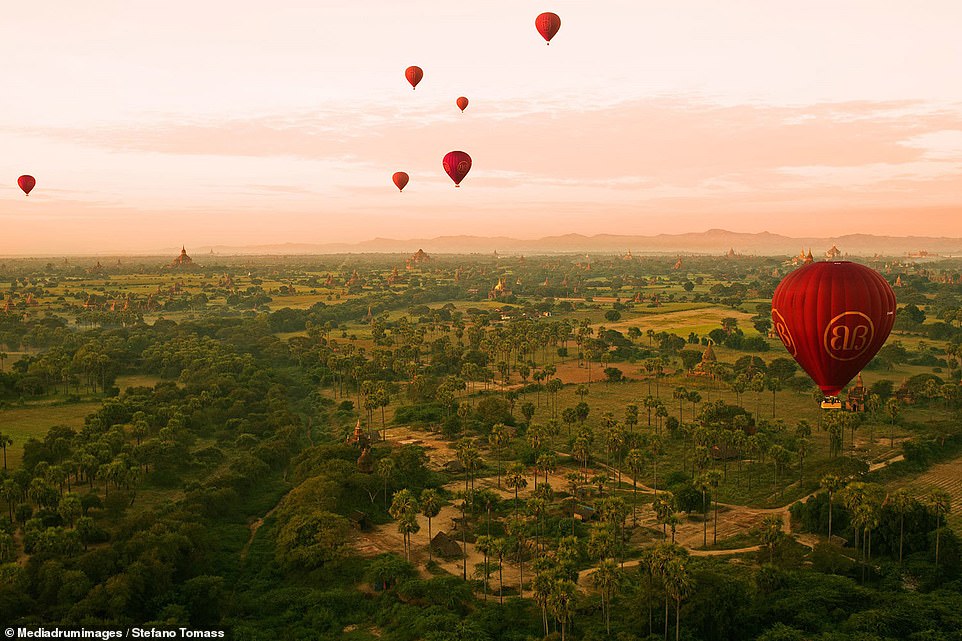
(0, 401), (102, 469)
(115, 374), (164, 390)
(892, 455), (962, 531)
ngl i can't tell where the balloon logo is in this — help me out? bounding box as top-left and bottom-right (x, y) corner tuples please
(823, 312), (874, 361)
(392, 172), (410, 192)
(442, 151), (472, 187)
(457, 96), (469, 112)
(18, 175), (36, 196)
(405, 66), (423, 90)
(771, 308), (796, 357)
(771, 261), (896, 399)
(536, 12), (561, 45)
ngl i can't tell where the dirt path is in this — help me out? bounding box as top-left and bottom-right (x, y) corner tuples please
(352, 426), (826, 595)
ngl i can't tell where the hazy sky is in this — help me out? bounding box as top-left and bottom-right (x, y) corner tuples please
(2, 1), (962, 254)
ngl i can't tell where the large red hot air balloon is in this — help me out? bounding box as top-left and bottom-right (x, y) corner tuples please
(405, 66), (423, 90)
(535, 12), (561, 44)
(456, 96), (469, 112)
(442, 151), (472, 187)
(392, 172), (409, 192)
(771, 261), (896, 402)
(18, 175), (36, 196)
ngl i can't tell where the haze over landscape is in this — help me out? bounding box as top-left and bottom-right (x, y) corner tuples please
(3, 1), (962, 254)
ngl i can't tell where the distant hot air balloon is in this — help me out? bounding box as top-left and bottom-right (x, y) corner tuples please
(535, 12), (561, 44)
(392, 172), (409, 192)
(405, 66), (423, 90)
(18, 175), (36, 196)
(442, 151), (472, 187)
(771, 261), (896, 403)
(457, 96), (469, 112)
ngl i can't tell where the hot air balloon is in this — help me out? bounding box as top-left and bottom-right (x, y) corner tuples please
(771, 261), (896, 407)
(405, 66), (423, 90)
(535, 12), (561, 44)
(456, 96), (469, 112)
(442, 151), (472, 187)
(392, 172), (409, 192)
(18, 175), (36, 196)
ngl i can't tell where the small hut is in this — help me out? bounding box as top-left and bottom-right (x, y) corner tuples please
(430, 531), (464, 559)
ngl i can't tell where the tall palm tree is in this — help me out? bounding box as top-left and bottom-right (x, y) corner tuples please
(376, 457), (395, 509)
(420, 489), (442, 561)
(889, 488), (914, 563)
(705, 469), (722, 544)
(475, 534), (492, 601)
(492, 537), (508, 604)
(505, 463), (528, 512)
(488, 424), (511, 489)
(663, 556), (694, 641)
(625, 448), (647, 525)
(548, 578), (577, 641)
(389, 489), (419, 561)
(591, 558), (621, 636)
(506, 514), (529, 597)
(0, 432), (12, 470)
(820, 474), (844, 540)
(927, 488), (952, 569)
(695, 474), (711, 547)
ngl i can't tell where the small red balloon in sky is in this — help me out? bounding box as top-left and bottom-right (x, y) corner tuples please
(456, 96), (469, 112)
(405, 66), (423, 90)
(771, 261), (896, 400)
(18, 175), (36, 196)
(442, 151), (472, 187)
(535, 12), (561, 45)
(392, 172), (409, 192)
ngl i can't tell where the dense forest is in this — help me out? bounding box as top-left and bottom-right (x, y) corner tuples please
(1, 251), (961, 640)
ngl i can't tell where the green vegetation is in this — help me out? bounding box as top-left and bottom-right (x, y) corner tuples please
(2, 251), (962, 640)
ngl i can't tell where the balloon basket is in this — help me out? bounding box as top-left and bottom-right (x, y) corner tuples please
(820, 397), (843, 410)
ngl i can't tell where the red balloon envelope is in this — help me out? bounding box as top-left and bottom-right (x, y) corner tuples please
(442, 151), (472, 187)
(535, 12), (561, 44)
(771, 261), (896, 398)
(457, 96), (469, 112)
(392, 172), (409, 192)
(405, 66), (423, 90)
(18, 175), (36, 196)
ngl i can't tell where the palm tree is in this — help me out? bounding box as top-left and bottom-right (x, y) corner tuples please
(475, 534), (493, 601)
(758, 513), (785, 563)
(707, 469), (722, 545)
(376, 457), (395, 509)
(695, 474), (711, 547)
(548, 579), (578, 641)
(591, 558), (621, 636)
(663, 556), (694, 641)
(886, 397), (901, 447)
(489, 423), (511, 489)
(889, 488), (914, 563)
(820, 474), (844, 541)
(505, 463), (528, 512)
(492, 537), (508, 604)
(927, 488), (952, 569)
(0, 432), (11, 470)
(625, 448), (647, 525)
(420, 489), (442, 561)
(389, 489), (419, 561)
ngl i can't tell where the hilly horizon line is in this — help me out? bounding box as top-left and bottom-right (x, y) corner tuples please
(5, 228), (962, 259)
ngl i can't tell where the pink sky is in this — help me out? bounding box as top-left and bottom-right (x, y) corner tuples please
(2, 1), (962, 254)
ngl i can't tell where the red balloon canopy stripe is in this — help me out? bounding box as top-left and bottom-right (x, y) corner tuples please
(771, 261), (896, 398)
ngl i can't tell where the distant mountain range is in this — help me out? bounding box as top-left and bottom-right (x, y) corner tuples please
(189, 229), (962, 257)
